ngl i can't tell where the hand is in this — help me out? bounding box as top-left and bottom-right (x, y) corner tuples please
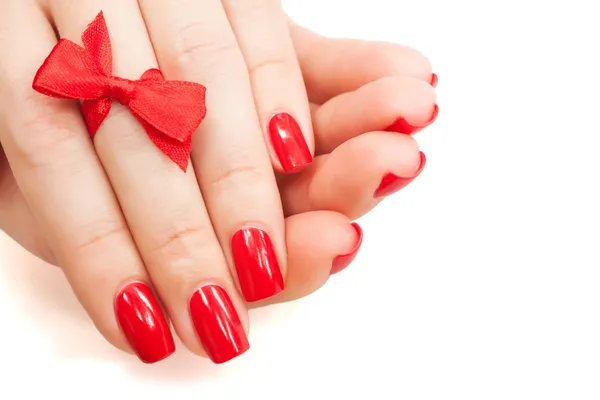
(0, 1), (436, 364)
(1, 0), (316, 366)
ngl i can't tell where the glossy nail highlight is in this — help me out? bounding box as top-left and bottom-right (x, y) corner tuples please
(386, 104), (439, 135)
(232, 227), (284, 302)
(331, 223), (364, 275)
(268, 112), (312, 172)
(115, 282), (175, 364)
(190, 285), (249, 364)
(374, 152), (427, 198)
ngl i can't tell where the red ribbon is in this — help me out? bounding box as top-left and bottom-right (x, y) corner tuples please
(32, 12), (207, 171)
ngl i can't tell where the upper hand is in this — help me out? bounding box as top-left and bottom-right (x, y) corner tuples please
(0, 0), (436, 364)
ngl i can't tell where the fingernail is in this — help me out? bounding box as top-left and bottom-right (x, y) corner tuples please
(231, 227), (284, 302)
(386, 104), (439, 135)
(331, 223), (363, 275)
(115, 282), (175, 364)
(430, 73), (438, 88)
(190, 285), (249, 364)
(374, 152), (427, 198)
(268, 112), (312, 173)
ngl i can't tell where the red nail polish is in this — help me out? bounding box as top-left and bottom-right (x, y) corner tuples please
(386, 104), (439, 135)
(115, 282), (175, 364)
(374, 152), (427, 198)
(268, 112), (312, 173)
(430, 73), (438, 88)
(331, 223), (363, 275)
(190, 285), (249, 364)
(231, 227), (284, 302)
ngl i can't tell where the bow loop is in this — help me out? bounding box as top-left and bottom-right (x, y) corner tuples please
(33, 39), (108, 99)
(31, 12), (207, 171)
(130, 80), (206, 142)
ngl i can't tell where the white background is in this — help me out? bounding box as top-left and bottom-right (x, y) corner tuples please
(1, 0), (600, 398)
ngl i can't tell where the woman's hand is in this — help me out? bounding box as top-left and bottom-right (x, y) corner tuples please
(0, 0), (437, 364)
(1, 0), (316, 365)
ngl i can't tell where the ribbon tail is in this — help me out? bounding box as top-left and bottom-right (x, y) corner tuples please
(82, 98), (112, 138)
(82, 12), (113, 76)
(138, 119), (191, 171)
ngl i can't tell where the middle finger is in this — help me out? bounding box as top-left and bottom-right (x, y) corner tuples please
(139, 0), (288, 302)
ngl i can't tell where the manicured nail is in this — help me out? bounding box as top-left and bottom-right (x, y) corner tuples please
(386, 104), (439, 135)
(115, 282), (175, 364)
(231, 227), (284, 302)
(268, 112), (312, 172)
(430, 73), (438, 88)
(189, 285), (249, 364)
(331, 223), (363, 275)
(374, 152), (427, 198)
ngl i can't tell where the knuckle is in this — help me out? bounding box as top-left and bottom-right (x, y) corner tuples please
(8, 96), (83, 171)
(73, 221), (129, 258)
(247, 54), (294, 81)
(169, 20), (240, 74)
(207, 163), (265, 191)
(149, 221), (213, 260)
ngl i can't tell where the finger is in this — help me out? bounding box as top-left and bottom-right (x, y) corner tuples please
(140, 0), (288, 303)
(0, 0), (174, 363)
(222, 0), (313, 173)
(251, 211), (363, 308)
(312, 76), (437, 154)
(280, 132), (426, 220)
(0, 154), (55, 264)
(289, 22), (435, 104)
(50, 2), (249, 363)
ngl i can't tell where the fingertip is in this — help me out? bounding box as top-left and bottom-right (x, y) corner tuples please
(430, 73), (438, 88)
(267, 112), (314, 174)
(257, 211), (360, 305)
(330, 222), (363, 275)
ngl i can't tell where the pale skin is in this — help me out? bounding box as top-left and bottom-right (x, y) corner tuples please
(0, 0), (437, 363)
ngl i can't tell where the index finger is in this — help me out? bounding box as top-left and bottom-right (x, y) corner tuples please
(0, 0), (173, 363)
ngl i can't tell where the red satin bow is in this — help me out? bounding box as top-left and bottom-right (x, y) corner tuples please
(32, 12), (207, 171)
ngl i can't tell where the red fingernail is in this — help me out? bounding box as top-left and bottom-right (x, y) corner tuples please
(190, 285), (249, 364)
(430, 73), (438, 88)
(232, 227), (284, 302)
(115, 282), (175, 364)
(331, 223), (363, 275)
(374, 152), (427, 198)
(386, 104), (439, 135)
(268, 112), (312, 173)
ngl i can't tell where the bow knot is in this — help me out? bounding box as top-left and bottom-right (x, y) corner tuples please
(31, 12), (206, 171)
(106, 76), (135, 106)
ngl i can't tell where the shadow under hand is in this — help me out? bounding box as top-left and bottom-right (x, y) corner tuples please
(0, 233), (220, 382)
